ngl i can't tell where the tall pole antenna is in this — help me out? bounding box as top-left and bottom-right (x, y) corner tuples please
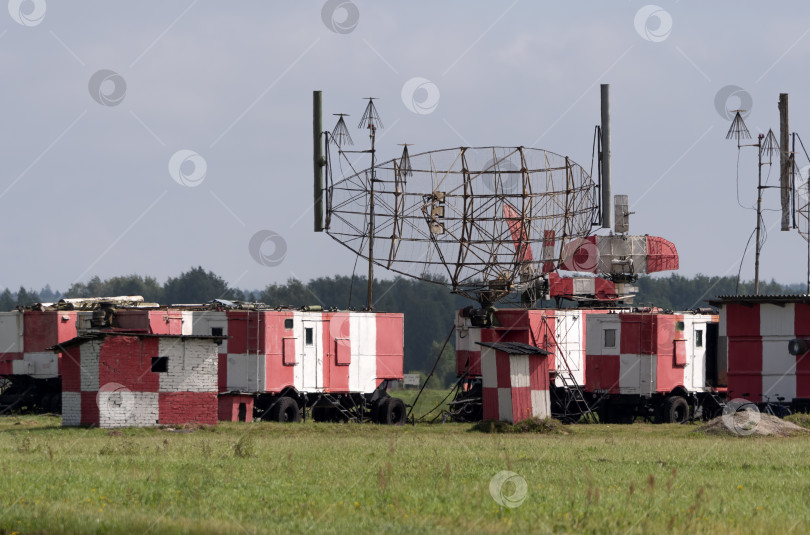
(780, 93), (790, 231)
(755, 133), (764, 295)
(313, 91), (325, 232)
(359, 98), (383, 309)
(600, 84), (611, 228)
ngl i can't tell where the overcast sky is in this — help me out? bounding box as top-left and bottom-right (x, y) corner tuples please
(2, 1), (810, 294)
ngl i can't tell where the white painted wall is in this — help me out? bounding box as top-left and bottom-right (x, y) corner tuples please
(157, 338), (218, 393)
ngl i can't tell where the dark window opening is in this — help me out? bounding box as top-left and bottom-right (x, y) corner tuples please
(305, 327), (314, 346)
(604, 329), (616, 348)
(238, 403), (247, 422)
(211, 327), (223, 346)
(284, 318), (293, 329)
(151, 356), (168, 373)
(696, 329), (704, 348)
(676, 321), (685, 331)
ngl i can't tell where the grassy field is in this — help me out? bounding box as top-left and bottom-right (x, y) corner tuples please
(1, 392), (809, 534)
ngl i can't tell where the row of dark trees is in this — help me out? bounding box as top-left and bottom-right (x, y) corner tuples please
(0, 269), (800, 384)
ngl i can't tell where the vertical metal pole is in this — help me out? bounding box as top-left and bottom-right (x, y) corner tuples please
(754, 134), (763, 295)
(793, 132), (797, 229)
(367, 124), (376, 310)
(779, 93), (790, 231)
(313, 91), (324, 232)
(600, 84), (611, 229)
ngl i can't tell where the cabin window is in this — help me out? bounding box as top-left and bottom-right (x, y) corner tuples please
(151, 356), (168, 373)
(305, 327), (314, 346)
(696, 329), (703, 348)
(604, 329), (616, 348)
(211, 327), (223, 346)
(284, 318), (293, 329)
(676, 321), (685, 331)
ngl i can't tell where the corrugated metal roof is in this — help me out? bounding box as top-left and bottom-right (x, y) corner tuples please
(709, 294), (810, 305)
(476, 341), (551, 355)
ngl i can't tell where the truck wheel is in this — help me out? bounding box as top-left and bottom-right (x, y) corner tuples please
(269, 397), (301, 423)
(664, 396), (689, 423)
(380, 397), (406, 425)
(373, 397), (390, 423)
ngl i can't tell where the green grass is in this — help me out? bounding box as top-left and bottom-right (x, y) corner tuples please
(0, 415), (809, 534)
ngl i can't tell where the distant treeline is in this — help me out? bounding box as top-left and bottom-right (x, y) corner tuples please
(1, 269), (802, 382)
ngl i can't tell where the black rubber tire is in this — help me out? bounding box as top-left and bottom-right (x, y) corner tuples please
(269, 397), (301, 423)
(48, 393), (61, 414)
(380, 397), (406, 425)
(663, 396), (689, 423)
(374, 398), (391, 424)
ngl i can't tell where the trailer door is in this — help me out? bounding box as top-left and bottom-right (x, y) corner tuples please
(691, 322), (707, 389)
(301, 320), (322, 390)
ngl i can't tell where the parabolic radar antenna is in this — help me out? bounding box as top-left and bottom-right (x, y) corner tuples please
(311, 89), (643, 308)
(326, 145), (598, 304)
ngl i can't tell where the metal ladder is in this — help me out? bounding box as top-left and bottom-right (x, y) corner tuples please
(555, 369), (595, 421)
(539, 315), (596, 422)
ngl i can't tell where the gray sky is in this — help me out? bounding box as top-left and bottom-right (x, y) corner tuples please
(2, 1), (810, 293)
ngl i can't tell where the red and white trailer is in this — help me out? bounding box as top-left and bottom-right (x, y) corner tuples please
(0, 298), (406, 424)
(454, 306), (614, 421)
(711, 295), (810, 412)
(453, 305), (723, 423)
(0, 309), (79, 412)
(188, 306), (405, 423)
(584, 310), (722, 422)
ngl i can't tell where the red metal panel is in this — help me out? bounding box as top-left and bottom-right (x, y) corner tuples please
(511, 386), (532, 422)
(548, 273), (574, 297)
(594, 278), (618, 300)
(98, 336), (159, 393)
(321, 312), (344, 391)
(158, 392), (217, 426)
(262, 311), (288, 360)
(335, 339), (351, 366)
(585, 353), (620, 394)
(264, 312), (295, 394)
(57, 311), (78, 348)
(482, 387), (499, 420)
(60, 346), (82, 392)
(227, 311), (263, 354)
(725, 304), (762, 401)
(528, 310), (555, 373)
(528, 352), (549, 391)
(726, 303), (760, 337)
(114, 310), (155, 333)
(655, 315), (684, 392)
(217, 394), (253, 422)
(282, 338), (296, 366)
(456, 348), (476, 376)
(727, 338), (763, 401)
(375, 313), (404, 380)
(23, 311), (61, 352)
(795, 303), (810, 338)
(80, 391), (99, 426)
(503, 203), (533, 262)
(217, 353), (227, 390)
(795, 304), (810, 398)
(495, 351), (511, 389)
(150, 311), (184, 335)
(620, 315), (653, 355)
(646, 236), (679, 273)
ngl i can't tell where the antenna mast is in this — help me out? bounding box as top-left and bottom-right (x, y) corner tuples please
(359, 98), (383, 309)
